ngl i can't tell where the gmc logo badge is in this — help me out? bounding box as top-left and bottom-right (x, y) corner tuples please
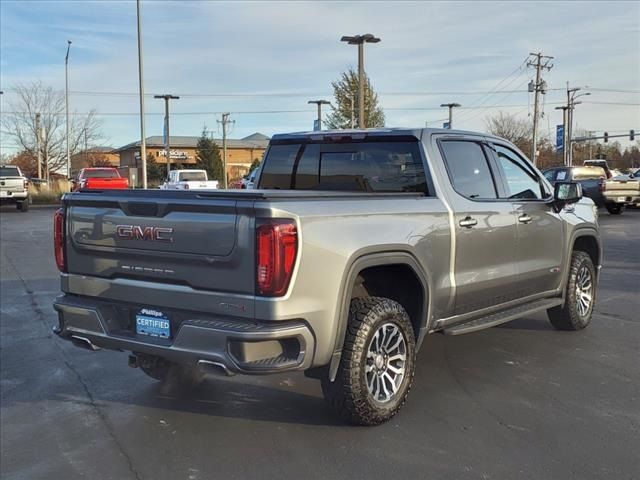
(116, 225), (174, 242)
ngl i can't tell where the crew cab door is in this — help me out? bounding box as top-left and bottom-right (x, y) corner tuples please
(438, 139), (520, 315)
(487, 143), (564, 295)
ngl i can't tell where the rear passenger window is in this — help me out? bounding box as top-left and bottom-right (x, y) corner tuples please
(440, 141), (497, 199)
(258, 145), (301, 189)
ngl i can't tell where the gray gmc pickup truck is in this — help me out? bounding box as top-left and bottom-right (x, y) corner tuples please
(53, 128), (601, 425)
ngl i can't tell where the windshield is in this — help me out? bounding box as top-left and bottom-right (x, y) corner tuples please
(83, 169), (118, 179)
(180, 171), (207, 182)
(259, 140), (427, 193)
(0, 167), (21, 177)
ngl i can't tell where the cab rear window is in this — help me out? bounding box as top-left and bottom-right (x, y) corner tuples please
(0, 167), (21, 177)
(259, 141), (427, 193)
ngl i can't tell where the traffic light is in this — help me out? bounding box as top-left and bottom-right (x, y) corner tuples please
(604, 132), (609, 143)
(631, 130), (635, 141)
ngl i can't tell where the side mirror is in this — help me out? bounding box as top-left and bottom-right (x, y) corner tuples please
(554, 181), (582, 210)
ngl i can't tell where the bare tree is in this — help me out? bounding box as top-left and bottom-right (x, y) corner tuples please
(484, 111), (533, 152)
(0, 81), (103, 178)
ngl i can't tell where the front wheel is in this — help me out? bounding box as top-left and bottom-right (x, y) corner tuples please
(605, 203), (625, 214)
(548, 251), (596, 330)
(321, 297), (416, 426)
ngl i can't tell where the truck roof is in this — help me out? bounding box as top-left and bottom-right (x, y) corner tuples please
(270, 127), (494, 142)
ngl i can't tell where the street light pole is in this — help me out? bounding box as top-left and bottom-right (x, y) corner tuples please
(308, 100), (331, 131)
(440, 103), (461, 129)
(340, 34), (381, 129)
(65, 40), (72, 183)
(136, 0), (148, 188)
(154, 94), (179, 178)
(566, 86), (590, 167)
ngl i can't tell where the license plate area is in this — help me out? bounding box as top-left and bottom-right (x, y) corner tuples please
(135, 308), (171, 338)
(617, 197), (627, 202)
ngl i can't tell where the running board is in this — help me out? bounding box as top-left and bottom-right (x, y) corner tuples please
(441, 298), (563, 336)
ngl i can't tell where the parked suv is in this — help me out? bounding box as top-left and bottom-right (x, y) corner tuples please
(53, 128), (601, 425)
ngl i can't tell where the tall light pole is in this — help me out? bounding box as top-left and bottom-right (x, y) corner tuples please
(440, 103), (461, 129)
(566, 86), (590, 166)
(308, 100), (331, 131)
(154, 94), (179, 177)
(136, 0), (147, 188)
(65, 40), (72, 183)
(340, 34), (380, 129)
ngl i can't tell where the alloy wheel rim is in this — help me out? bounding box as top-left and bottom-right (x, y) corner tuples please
(575, 265), (593, 317)
(365, 322), (407, 403)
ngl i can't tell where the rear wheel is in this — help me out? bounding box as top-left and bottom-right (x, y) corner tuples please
(17, 200), (29, 212)
(321, 297), (416, 426)
(605, 203), (625, 214)
(548, 251), (596, 330)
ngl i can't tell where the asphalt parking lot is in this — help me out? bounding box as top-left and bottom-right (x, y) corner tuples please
(1, 206), (638, 480)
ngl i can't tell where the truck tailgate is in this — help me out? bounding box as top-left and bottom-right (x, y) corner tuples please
(64, 191), (256, 294)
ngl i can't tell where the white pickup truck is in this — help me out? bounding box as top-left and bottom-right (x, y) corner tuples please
(159, 169), (219, 190)
(0, 165), (29, 212)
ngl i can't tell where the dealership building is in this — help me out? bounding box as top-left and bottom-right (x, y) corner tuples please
(115, 132), (270, 184)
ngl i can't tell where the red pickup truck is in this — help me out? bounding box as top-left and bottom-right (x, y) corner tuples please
(72, 168), (129, 191)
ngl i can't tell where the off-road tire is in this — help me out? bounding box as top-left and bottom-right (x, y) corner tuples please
(605, 203), (624, 215)
(17, 200), (29, 212)
(321, 297), (416, 426)
(548, 251), (596, 331)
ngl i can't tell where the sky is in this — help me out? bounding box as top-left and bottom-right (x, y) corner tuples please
(1, 0), (639, 154)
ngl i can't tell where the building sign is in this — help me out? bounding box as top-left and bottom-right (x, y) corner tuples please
(135, 150), (190, 160)
(556, 125), (564, 152)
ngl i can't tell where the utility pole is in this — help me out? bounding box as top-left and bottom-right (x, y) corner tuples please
(440, 103), (461, 129)
(308, 100), (331, 131)
(217, 113), (234, 189)
(527, 52), (553, 166)
(154, 94), (179, 177)
(136, 0), (147, 188)
(341, 34), (381, 128)
(65, 40), (72, 184)
(35, 113), (42, 179)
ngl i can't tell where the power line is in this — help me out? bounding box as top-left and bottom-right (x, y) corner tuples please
(2, 101), (636, 118)
(7, 86), (638, 99)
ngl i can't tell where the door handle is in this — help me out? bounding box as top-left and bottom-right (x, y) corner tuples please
(459, 216), (478, 228)
(518, 214), (533, 224)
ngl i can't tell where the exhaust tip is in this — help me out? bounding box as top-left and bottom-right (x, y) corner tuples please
(70, 335), (100, 351)
(197, 359), (233, 377)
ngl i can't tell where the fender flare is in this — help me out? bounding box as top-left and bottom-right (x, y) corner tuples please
(328, 251), (431, 381)
(566, 227), (602, 285)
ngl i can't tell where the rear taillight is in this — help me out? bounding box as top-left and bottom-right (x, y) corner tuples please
(184, 183), (189, 190)
(54, 208), (66, 272)
(256, 219), (298, 296)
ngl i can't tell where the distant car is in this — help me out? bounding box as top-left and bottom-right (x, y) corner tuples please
(240, 168), (259, 189)
(0, 165), (29, 212)
(602, 169), (640, 214)
(159, 169), (219, 190)
(72, 168), (129, 191)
